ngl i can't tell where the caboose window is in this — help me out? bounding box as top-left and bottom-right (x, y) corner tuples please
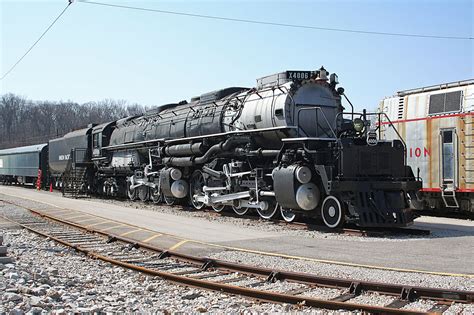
(428, 91), (462, 115)
(442, 130), (453, 143)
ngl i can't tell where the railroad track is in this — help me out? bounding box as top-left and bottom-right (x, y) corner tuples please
(1, 204), (472, 314)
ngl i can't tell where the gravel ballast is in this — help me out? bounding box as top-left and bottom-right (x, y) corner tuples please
(0, 229), (309, 314)
(1, 229), (472, 314)
(209, 251), (474, 291)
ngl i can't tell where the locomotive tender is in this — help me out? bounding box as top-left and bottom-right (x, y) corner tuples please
(4, 68), (421, 228)
(380, 79), (474, 213)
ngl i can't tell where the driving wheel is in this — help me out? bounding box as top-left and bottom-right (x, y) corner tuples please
(280, 207), (297, 223)
(163, 194), (175, 206)
(138, 186), (150, 202)
(151, 187), (162, 204)
(257, 202), (278, 220)
(127, 182), (138, 201)
(190, 170), (206, 210)
(232, 205), (249, 216)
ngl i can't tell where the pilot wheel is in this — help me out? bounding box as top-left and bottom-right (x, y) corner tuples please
(321, 196), (345, 228)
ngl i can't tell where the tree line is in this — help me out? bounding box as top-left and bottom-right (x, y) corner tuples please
(0, 93), (147, 149)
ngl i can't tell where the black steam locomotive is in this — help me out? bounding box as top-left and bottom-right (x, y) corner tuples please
(4, 67), (421, 228)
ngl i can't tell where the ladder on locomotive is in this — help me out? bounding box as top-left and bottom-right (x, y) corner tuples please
(62, 148), (91, 198)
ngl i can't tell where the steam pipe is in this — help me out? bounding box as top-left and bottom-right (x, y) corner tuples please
(163, 138), (245, 167)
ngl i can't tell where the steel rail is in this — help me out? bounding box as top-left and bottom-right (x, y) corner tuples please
(1, 213), (437, 314)
(4, 201), (470, 306)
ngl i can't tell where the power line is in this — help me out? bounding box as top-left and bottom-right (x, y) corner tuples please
(78, 0), (472, 41)
(1, 2), (72, 81)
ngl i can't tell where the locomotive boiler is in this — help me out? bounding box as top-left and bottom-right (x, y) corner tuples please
(81, 67), (420, 228)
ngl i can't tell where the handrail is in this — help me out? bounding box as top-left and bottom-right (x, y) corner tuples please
(377, 112), (407, 153)
(334, 110), (407, 165)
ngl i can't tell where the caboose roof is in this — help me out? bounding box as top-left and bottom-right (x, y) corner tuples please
(397, 79), (474, 97)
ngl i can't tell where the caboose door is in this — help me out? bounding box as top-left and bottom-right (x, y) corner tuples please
(440, 128), (458, 187)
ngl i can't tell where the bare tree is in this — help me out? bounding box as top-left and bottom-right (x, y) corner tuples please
(0, 94), (26, 142)
(0, 94), (149, 149)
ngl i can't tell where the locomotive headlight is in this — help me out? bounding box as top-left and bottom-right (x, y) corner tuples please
(353, 118), (365, 132)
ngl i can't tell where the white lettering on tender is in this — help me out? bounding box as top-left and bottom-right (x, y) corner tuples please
(58, 154), (70, 161)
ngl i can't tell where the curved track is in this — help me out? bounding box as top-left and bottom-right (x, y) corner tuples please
(1, 202), (472, 314)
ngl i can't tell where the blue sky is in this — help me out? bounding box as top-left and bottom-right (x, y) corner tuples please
(1, 0), (473, 111)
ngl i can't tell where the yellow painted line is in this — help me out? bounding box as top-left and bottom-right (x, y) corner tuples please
(169, 240), (189, 251)
(101, 224), (127, 232)
(142, 233), (162, 243)
(63, 214), (90, 220)
(43, 208), (71, 214)
(86, 220), (113, 228)
(120, 229), (143, 237)
(74, 217), (101, 224)
(3, 191), (474, 278)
